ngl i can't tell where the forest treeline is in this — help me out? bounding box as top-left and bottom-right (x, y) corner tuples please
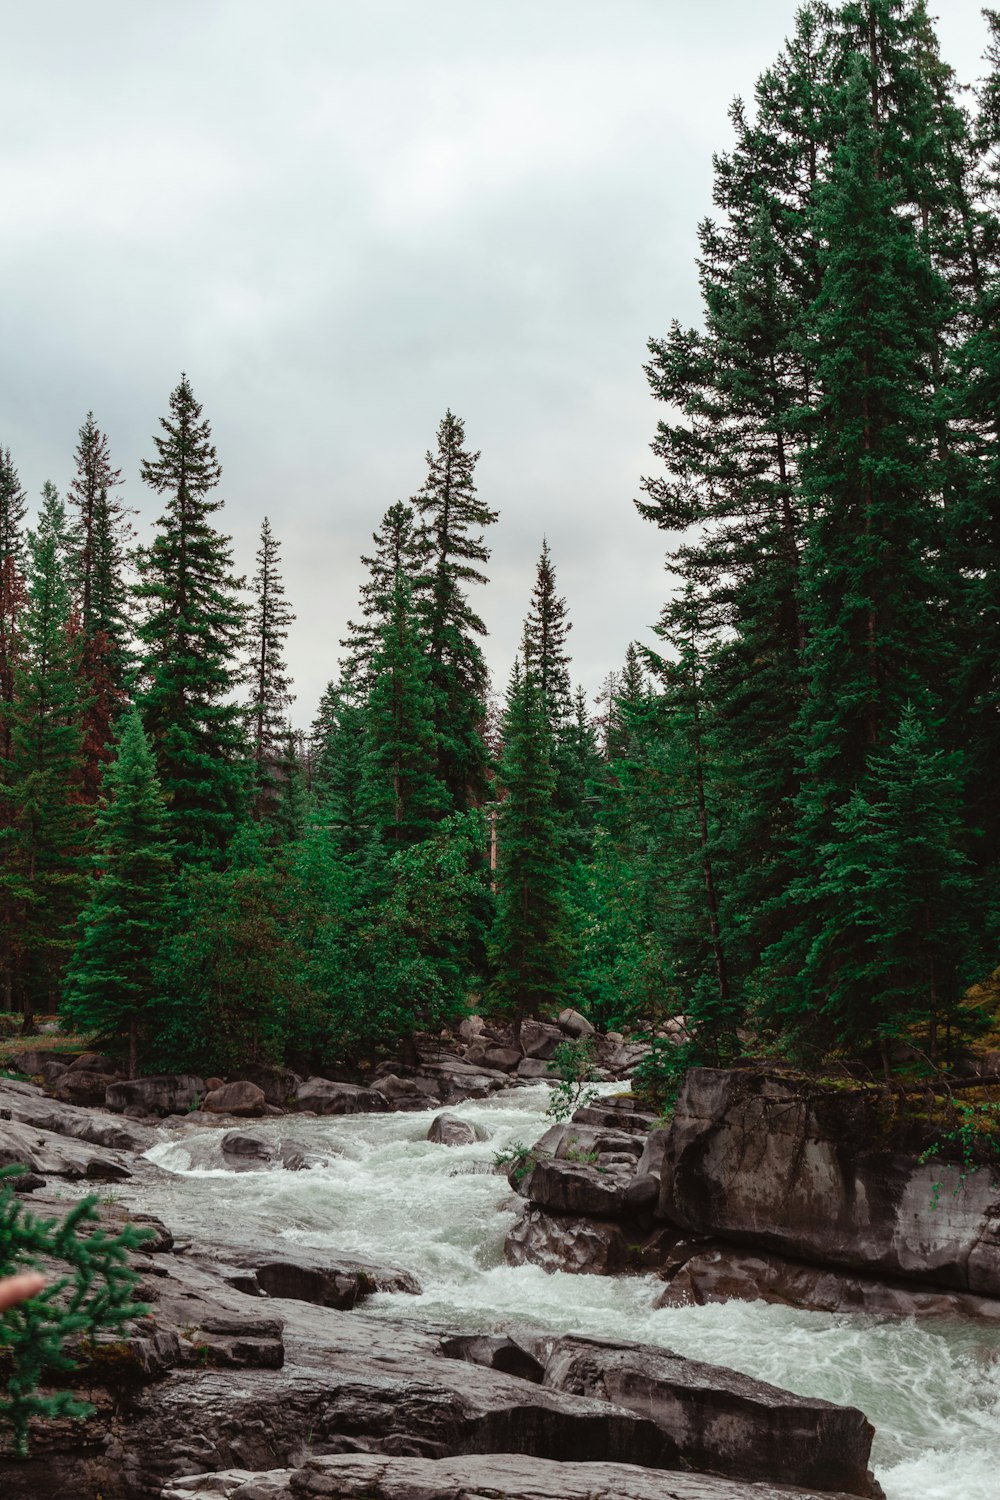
(2, 0), (1000, 1087)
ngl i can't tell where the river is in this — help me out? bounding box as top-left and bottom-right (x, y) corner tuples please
(134, 1083), (1000, 1500)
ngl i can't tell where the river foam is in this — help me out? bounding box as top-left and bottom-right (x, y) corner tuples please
(142, 1084), (1000, 1500)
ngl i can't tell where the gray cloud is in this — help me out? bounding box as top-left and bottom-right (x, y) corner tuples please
(1, 0), (991, 724)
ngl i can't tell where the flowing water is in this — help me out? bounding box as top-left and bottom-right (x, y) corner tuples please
(138, 1085), (1000, 1500)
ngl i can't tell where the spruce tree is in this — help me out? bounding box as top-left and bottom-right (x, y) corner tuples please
(361, 571), (448, 854)
(523, 540), (573, 729)
(490, 660), (574, 1027)
(342, 501), (430, 689)
(66, 413), (131, 803)
(310, 670), (369, 862)
(244, 516), (295, 823)
(412, 411), (497, 808)
(789, 705), (977, 1061)
(62, 709), (173, 1075)
(763, 56), (950, 1048)
(0, 449), (28, 1012)
(0, 486), (89, 1020)
(134, 376), (247, 863)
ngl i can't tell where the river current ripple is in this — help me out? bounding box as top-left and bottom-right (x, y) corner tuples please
(134, 1084), (1000, 1500)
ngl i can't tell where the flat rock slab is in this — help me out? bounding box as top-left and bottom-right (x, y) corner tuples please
(658, 1242), (1000, 1323)
(0, 1116), (131, 1181)
(543, 1335), (879, 1499)
(0, 1077), (155, 1152)
(161, 1453), (869, 1500)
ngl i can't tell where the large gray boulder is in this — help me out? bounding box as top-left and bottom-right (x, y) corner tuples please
(659, 1069), (1000, 1296)
(203, 1081), (269, 1117)
(0, 1116), (131, 1181)
(427, 1112), (477, 1146)
(542, 1334), (880, 1498)
(505, 1204), (678, 1275)
(293, 1078), (389, 1114)
(106, 1074), (206, 1115)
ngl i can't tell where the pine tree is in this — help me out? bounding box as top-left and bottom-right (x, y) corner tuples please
(361, 570), (448, 855)
(244, 517), (295, 823)
(134, 376), (247, 863)
(62, 709), (174, 1075)
(490, 660), (574, 1027)
(342, 502), (430, 689)
(523, 540), (573, 729)
(310, 669), (369, 862)
(412, 411), (498, 808)
(0, 486), (89, 1020)
(786, 705), (977, 1061)
(66, 413), (132, 803)
(763, 56), (950, 1047)
(0, 449), (28, 1012)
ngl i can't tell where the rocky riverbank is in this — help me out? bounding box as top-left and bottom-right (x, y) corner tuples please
(0, 1062), (889, 1500)
(503, 1068), (1000, 1323)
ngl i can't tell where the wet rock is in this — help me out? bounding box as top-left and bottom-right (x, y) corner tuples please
(427, 1112), (477, 1146)
(464, 1042), (523, 1072)
(0, 1117), (131, 1181)
(516, 1057), (552, 1080)
(516, 1152), (636, 1217)
(162, 1453), (869, 1500)
(656, 1242), (1000, 1322)
(570, 1098), (658, 1133)
(543, 1334), (880, 1498)
(373, 1073), (436, 1110)
(519, 1019), (564, 1060)
(106, 1074), (206, 1115)
(221, 1131), (274, 1163)
(204, 1082), (269, 1118)
(533, 1121), (644, 1163)
(623, 1174), (661, 1214)
(65, 1051), (118, 1075)
(413, 1055), (508, 1104)
(505, 1204), (679, 1275)
(660, 1068), (1000, 1296)
(200, 1249), (422, 1308)
(293, 1078), (389, 1115)
(438, 1332), (545, 1383)
(243, 1066), (301, 1108)
(0, 1079), (153, 1151)
(636, 1125), (671, 1179)
(50, 1069), (120, 1106)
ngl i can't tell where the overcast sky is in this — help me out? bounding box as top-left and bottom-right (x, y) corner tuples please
(1, 1), (992, 727)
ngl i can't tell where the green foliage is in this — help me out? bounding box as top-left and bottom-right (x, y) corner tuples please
(0, 1168), (149, 1456)
(135, 375), (248, 864)
(244, 517), (295, 825)
(412, 410), (497, 809)
(545, 1038), (599, 1122)
(490, 660), (575, 1023)
(151, 826), (306, 1076)
(62, 709), (174, 1075)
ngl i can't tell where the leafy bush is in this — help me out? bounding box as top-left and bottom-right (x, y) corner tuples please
(0, 1168), (149, 1455)
(545, 1038), (599, 1122)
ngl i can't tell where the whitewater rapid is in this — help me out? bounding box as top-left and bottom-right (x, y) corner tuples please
(138, 1084), (1000, 1500)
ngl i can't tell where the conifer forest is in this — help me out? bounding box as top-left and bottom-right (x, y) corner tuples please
(4, 0), (1000, 1098)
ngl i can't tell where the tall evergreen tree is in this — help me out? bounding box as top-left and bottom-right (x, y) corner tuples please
(0, 486), (89, 1019)
(490, 660), (574, 1027)
(523, 540), (573, 729)
(244, 516), (295, 823)
(66, 413), (131, 803)
(342, 501), (430, 688)
(310, 669), (369, 862)
(763, 57), (950, 1045)
(134, 376), (247, 863)
(412, 411), (497, 808)
(62, 709), (173, 1075)
(361, 571), (448, 854)
(0, 449), (28, 1010)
